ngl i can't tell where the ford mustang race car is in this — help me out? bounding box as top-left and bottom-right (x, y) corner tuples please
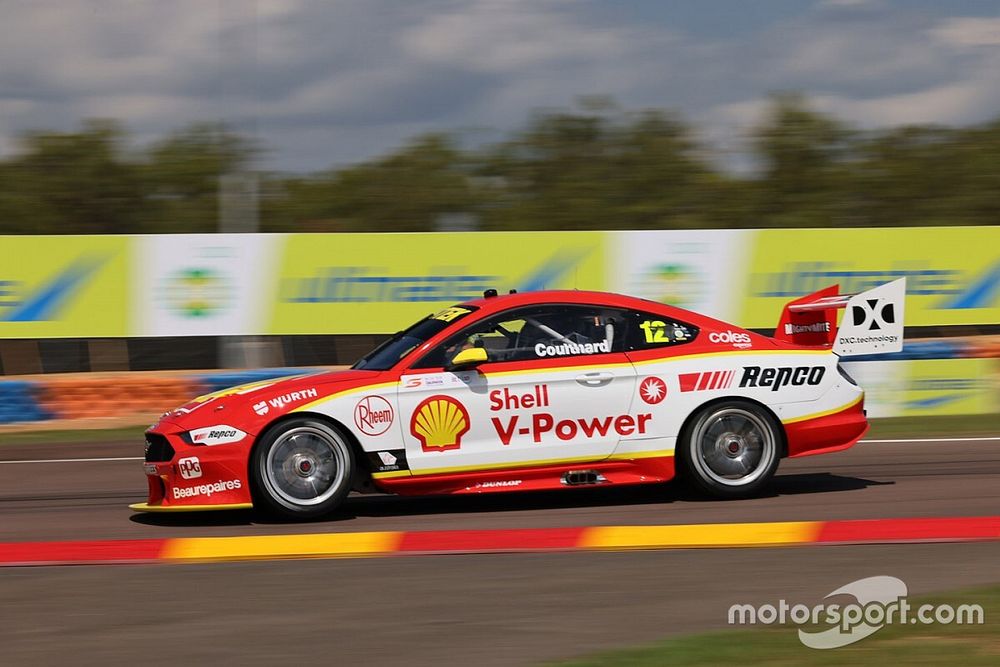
(132, 280), (905, 518)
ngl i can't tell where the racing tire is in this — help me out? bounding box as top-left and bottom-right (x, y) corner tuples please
(678, 400), (781, 499)
(250, 417), (355, 519)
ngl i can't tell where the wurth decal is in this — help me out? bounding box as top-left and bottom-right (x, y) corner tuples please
(267, 388), (319, 410)
(678, 370), (736, 392)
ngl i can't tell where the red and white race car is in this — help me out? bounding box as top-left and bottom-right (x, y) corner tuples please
(133, 280), (905, 518)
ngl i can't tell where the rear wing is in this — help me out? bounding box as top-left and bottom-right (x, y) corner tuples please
(774, 278), (905, 356)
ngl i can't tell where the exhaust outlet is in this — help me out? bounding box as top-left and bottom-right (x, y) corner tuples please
(561, 470), (608, 486)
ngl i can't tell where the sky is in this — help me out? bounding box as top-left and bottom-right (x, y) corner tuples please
(2, 0), (1000, 172)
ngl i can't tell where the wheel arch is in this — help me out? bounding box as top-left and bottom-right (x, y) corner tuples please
(251, 411), (373, 480)
(675, 395), (788, 460)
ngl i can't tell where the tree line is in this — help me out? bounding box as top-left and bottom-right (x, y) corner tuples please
(1, 94), (998, 234)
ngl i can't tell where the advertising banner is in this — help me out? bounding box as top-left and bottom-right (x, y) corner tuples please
(131, 234), (281, 336)
(2, 226), (997, 338)
(739, 226), (1000, 328)
(0, 235), (129, 338)
(266, 232), (607, 334)
(609, 230), (752, 322)
(842, 358), (998, 418)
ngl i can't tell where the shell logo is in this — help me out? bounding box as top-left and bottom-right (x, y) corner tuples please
(410, 395), (470, 452)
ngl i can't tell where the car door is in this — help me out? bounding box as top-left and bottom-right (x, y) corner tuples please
(397, 304), (637, 476)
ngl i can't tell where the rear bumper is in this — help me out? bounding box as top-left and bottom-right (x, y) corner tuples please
(784, 395), (868, 458)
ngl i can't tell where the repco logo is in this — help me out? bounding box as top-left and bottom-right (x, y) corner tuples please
(189, 425), (247, 446)
(740, 366), (825, 391)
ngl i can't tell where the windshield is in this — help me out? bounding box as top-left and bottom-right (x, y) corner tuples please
(351, 305), (478, 371)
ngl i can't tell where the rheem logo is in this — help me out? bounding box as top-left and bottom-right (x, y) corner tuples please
(354, 395), (394, 436)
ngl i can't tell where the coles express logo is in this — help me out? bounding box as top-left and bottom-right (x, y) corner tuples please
(354, 395), (395, 436)
(708, 330), (752, 349)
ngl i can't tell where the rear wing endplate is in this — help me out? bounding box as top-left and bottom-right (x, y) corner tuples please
(774, 278), (906, 356)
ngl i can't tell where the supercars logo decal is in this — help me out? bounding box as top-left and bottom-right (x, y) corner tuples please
(679, 371), (735, 392)
(410, 395), (470, 452)
(638, 376), (667, 404)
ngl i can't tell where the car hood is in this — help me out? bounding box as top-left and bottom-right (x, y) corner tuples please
(152, 368), (384, 434)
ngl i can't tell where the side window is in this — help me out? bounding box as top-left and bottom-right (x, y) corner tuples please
(413, 305), (628, 368)
(628, 311), (698, 350)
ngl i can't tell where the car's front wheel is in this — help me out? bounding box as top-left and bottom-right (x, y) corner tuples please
(679, 400), (781, 498)
(250, 417), (355, 518)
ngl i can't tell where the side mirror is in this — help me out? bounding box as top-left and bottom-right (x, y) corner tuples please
(448, 346), (488, 369)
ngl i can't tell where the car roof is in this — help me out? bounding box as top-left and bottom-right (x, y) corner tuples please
(458, 289), (715, 325)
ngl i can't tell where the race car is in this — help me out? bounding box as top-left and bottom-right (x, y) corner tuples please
(132, 279), (905, 518)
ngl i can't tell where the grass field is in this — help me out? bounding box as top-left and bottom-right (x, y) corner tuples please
(865, 413), (1000, 438)
(556, 585), (998, 666)
(0, 425), (146, 446)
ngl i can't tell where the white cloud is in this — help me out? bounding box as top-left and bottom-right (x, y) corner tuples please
(0, 1), (999, 171)
(810, 81), (991, 127)
(930, 17), (1000, 48)
(400, 0), (649, 72)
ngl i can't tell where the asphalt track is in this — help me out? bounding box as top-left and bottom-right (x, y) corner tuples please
(1, 436), (999, 664)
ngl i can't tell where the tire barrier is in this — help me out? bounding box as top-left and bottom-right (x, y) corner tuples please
(0, 368), (323, 425)
(0, 381), (52, 424)
(0, 337), (998, 426)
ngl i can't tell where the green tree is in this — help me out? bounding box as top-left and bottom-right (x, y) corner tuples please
(0, 120), (143, 234)
(477, 104), (724, 230)
(140, 123), (256, 233)
(263, 134), (477, 232)
(753, 93), (857, 227)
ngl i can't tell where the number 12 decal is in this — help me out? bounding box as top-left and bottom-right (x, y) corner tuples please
(639, 319), (668, 343)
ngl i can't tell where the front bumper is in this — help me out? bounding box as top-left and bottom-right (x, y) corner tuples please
(132, 426), (254, 512)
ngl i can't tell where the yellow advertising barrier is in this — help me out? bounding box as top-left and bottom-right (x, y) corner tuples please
(740, 227), (1000, 328)
(266, 232), (607, 334)
(897, 358), (999, 417)
(0, 235), (129, 338)
(843, 358), (998, 418)
(1, 228), (998, 338)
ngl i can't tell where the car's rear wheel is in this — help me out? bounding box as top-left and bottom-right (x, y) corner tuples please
(679, 400), (781, 498)
(250, 417), (354, 518)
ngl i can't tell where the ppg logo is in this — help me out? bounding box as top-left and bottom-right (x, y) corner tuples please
(177, 456), (203, 480)
(851, 298), (895, 331)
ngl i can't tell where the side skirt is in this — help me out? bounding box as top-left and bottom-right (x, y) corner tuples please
(374, 455), (675, 496)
